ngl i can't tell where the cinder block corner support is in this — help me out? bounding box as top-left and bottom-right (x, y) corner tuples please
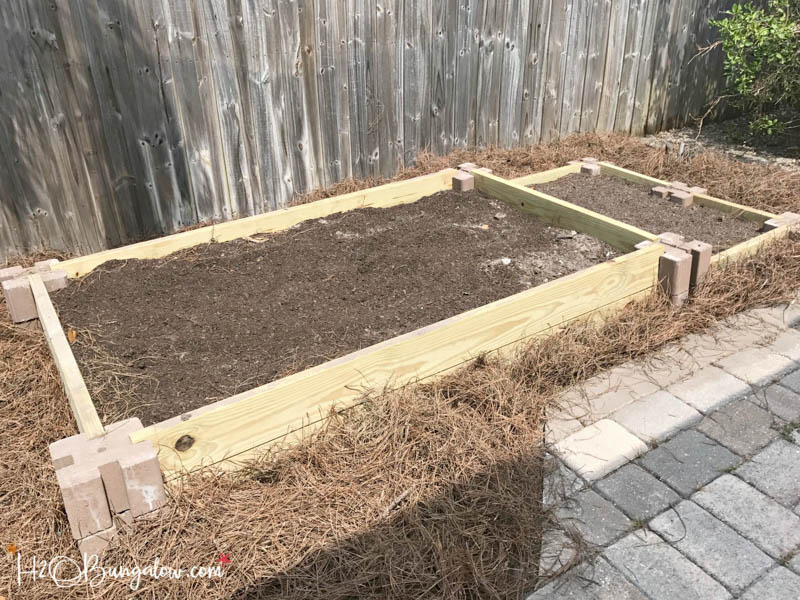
(762, 212), (800, 233)
(658, 248), (692, 307)
(452, 171), (475, 192)
(2, 267), (68, 324)
(49, 418), (168, 555)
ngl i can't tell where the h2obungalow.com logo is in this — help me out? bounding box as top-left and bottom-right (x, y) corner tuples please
(7, 544), (228, 591)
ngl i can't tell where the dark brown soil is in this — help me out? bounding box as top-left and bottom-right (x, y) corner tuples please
(53, 189), (617, 426)
(535, 173), (762, 252)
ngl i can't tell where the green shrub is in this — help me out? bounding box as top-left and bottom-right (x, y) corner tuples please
(712, 0), (800, 135)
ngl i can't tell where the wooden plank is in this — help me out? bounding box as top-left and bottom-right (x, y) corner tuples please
(614, 0), (648, 132)
(661, 0), (696, 130)
(475, 0), (507, 147)
(402, 0), (432, 162)
(0, 2), (71, 255)
(644, 0), (679, 133)
(473, 170), (657, 251)
(540, 0), (568, 141)
(559, 0), (590, 135)
(693, 194), (775, 224)
(629, 0), (658, 135)
(231, 0), (273, 214)
(498, 0), (530, 147)
(132, 243), (663, 477)
(160, 0), (228, 223)
(29, 273), (105, 438)
(511, 163), (582, 186)
(429, 0), (458, 154)
(344, 0), (371, 179)
(520, 0), (553, 144)
(52, 0), (125, 249)
(314, 0), (345, 185)
(23, 1), (101, 254)
(57, 169), (458, 278)
(276, 0), (319, 193)
(595, 0), (630, 132)
(374, 0), (403, 177)
(598, 162), (666, 187)
(452, 0), (482, 147)
(579, 0), (612, 132)
(712, 227), (790, 265)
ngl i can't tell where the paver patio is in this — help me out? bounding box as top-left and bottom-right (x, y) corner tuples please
(532, 303), (800, 599)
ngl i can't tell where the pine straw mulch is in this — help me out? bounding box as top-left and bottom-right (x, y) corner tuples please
(296, 132), (800, 215)
(2, 134), (800, 599)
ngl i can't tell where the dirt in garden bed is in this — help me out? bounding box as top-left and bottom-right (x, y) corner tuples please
(535, 173), (762, 252)
(53, 189), (618, 426)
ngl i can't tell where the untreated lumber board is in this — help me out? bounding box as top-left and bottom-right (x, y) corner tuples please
(57, 169), (458, 278)
(511, 163), (582, 186)
(132, 243), (664, 477)
(712, 226), (790, 265)
(29, 273), (105, 439)
(693, 194), (775, 225)
(598, 162), (666, 187)
(472, 170), (657, 252)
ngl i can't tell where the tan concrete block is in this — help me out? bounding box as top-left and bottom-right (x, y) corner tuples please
(50, 434), (88, 471)
(668, 189), (694, 207)
(669, 291), (689, 307)
(0, 265), (24, 282)
(657, 232), (685, 247)
(49, 418), (142, 471)
(34, 258), (60, 272)
(581, 157), (599, 164)
(689, 186), (708, 195)
(687, 240), (712, 288)
(98, 459), (130, 514)
(41, 269), (68, 292)
(1, 278), (36, 323)
(762, 212), (800, 232)
(458, 162), (477, 171)
(671, 181), (690, 192)
(659, 248), (692, 297)
(452, 171), (475, 192)
(651, 186), (671, 199)
(581, 163), (601, 176)
(78, 524), (118, 557)
(57, 466), (112, 539)
(113, 510), (135, 529)
(119, 442), (167, 517)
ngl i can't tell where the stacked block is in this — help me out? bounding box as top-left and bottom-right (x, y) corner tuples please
(49, 418), (167, 556)
(650, 181), (708, 207)
(637, 233), (713, 306)
(1, 260), (69, 323)
(762, 212), (800, 233)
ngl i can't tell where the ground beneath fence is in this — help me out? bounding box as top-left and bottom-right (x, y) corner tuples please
(53, 188), (616, 426)
(536, 173), (761, 252)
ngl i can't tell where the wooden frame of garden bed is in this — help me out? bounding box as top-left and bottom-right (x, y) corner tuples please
(512, 161), (786, 264)
(33, 164), (785, 479)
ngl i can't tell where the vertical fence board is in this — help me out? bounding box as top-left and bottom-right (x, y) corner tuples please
(0, 0), (736, 259)
(579, 0), (612, 132)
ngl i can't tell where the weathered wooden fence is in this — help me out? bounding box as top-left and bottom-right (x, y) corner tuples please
(0, 0), (733, 260)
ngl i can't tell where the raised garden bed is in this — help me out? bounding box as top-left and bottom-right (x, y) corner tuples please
(534, 173), (760, 252)
(22, 163), (791, 480)
(53, 188), (617, 427)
